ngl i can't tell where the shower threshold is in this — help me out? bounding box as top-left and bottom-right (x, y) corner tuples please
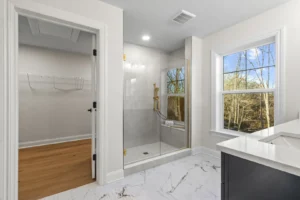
(124, 142), (179, 165)
(124, 148), (191, 176)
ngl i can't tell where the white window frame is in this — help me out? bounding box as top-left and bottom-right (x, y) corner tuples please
(211, 28), (285, 137)
(166, 67), (186, 125)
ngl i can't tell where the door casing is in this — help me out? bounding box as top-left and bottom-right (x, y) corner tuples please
(5, 0), (108, 199)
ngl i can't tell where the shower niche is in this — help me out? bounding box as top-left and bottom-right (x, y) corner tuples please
(123, 43), (190, 166)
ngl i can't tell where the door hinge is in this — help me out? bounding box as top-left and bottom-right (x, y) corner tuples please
(93, 101), (97, 108)
(93, 154), (96, 161)
(93, 49), (97, 56)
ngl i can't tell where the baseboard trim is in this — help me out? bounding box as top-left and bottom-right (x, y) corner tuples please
(106, 169), (124, 184)
(19, 134), (92, 149)
(192, 146), (221, 159)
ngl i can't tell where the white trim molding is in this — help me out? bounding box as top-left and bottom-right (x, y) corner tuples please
(4, 0), (109, 199)
(105, 169), (124, 184)
(0, 0), (8, 199)
(210, 28), (286, 137)
(19, 134), (92, 149)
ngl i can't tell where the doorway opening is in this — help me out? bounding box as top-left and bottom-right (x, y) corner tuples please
(6, 2), (108, 199)
(17, 15), (98, 199)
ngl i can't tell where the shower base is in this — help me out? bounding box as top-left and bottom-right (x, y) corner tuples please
(124, 142), (179, 165)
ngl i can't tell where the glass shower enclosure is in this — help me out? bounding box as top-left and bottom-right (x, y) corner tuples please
(123, 45), (190, 165)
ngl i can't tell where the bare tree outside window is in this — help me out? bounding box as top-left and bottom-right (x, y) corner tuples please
(223, 43), (275, 133)
(167, 67), (185, 122)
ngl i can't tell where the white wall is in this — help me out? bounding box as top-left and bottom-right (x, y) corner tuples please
(166, 47), (185, 70)
(184, 36), (205, 148)
(19, 45), (92, 145)
(190, 37), (203, 148)
(198, 0), (300, 149)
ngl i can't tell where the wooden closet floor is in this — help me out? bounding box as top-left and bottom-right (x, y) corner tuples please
(19, 139), (94, 200)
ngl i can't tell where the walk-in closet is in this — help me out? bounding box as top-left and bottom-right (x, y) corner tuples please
(18, 15), (97, 200)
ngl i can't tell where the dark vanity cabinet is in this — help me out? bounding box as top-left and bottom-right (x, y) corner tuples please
(221, 153), (300, 200)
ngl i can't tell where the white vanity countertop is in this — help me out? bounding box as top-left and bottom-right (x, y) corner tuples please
(217, 119), (300, 177)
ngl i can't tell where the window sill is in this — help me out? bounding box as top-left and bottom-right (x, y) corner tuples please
(210, 129), (245, 139)
(161, 124), (185, 131)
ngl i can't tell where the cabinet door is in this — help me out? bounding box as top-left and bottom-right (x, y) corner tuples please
(222, 153), (300, 200)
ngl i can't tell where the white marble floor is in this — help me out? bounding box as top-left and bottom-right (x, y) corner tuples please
(124, 142), (179, 165)
(42, 153), (221, 200)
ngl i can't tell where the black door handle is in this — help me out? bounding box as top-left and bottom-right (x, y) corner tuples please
(87, 108), (92, 112)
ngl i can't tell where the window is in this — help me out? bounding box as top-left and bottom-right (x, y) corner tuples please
(222, 43), (275, 133)
(167, 67), (185, 122)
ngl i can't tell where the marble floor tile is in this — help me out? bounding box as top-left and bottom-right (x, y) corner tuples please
(42, 153), (221, 200)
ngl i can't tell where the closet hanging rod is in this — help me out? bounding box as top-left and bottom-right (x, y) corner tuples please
(19, 72), (91, 81)
(20, 72), (91, 90)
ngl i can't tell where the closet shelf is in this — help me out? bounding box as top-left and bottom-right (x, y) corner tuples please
(19, 72), (91, 90)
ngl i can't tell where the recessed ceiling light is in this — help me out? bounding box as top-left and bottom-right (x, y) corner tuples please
(142, 35), (150, 41)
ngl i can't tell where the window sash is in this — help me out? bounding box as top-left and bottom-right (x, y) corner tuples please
(165, 67), (186, 123)
(167, 93), (185, 97)
(221, 92), (275, 133)
(220, 43), (276, 134)
(166, 96), (185, 122)
(211, 29), (285, 136)
(222, 88), (275, 95)
(167, 80), (185, 94)
(223, 65), (275, 75)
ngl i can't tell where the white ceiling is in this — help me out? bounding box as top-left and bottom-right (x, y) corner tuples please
(19, 16), (93, 55)
(100, 0), (290, 52)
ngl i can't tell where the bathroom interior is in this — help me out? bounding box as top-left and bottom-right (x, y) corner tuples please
(3, 0), (300, 199)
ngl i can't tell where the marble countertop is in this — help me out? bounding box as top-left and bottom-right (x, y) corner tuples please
(217, 119), (300, 177)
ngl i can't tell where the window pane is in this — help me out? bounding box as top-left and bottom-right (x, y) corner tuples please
(167, 80), (184, 93)
(167, 96), (184, 122)
(223, 51), (246, 73)
(247, 67), (275, 89)
(223, 43), (276, 91)
(223, 93), (274, 133)
(224, 71), (246, 91)
(247, 43), (276, 69)
(167, 67), (185, 94)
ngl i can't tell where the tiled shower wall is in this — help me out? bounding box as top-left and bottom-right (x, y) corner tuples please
(123, 43), (169, 148)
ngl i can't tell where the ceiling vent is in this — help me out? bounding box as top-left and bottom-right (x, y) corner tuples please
(172, 10), (196, 24)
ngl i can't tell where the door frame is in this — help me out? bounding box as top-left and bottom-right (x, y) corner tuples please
(5, 0), (108, 199)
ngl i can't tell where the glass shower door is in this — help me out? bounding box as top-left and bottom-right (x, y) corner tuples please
(123, 46), (161, 165)
(123, 44), (190, 166)
(159, 57), (189, 155)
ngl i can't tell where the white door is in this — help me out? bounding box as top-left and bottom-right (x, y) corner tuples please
(90, 35), (97, 179)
